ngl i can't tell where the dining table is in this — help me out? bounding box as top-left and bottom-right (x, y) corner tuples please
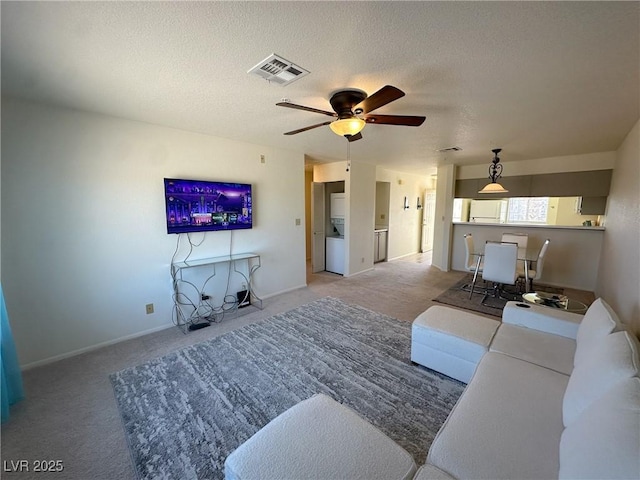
(470, 245), (540, 293)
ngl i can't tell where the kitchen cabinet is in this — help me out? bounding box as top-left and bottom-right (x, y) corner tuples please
(455, 170), (613, 199)
(374, 230), (387, 263)
(577, 196), (607, 215)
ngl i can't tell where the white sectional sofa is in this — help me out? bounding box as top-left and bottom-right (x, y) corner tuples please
(225, 298), (640, 480)
(416, 298), (640, 480)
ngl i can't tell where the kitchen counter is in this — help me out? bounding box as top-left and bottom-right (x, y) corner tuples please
(453, 221), (604, 231)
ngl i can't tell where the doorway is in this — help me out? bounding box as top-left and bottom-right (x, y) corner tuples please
(305, 176), (346, 281)
(421, 191), (436, 253)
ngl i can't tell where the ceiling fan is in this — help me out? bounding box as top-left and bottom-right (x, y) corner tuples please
(276, 85), (426, 142)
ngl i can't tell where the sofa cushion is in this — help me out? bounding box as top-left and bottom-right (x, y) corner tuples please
(559, 377), (640, 480)
(427, 352), (568, 480)
(563, 330), (640, 426)
(490, 323), (576, 375)
(574, 298), (623, 367)
(502, 301), (582, 339)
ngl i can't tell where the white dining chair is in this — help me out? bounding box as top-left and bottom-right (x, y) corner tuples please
(501, 232), (529, 248)
(464, 234), (485, 298)
(502, 232), (529, 281)
(519, 239), (550, 292)
(481, 241), (518, 307)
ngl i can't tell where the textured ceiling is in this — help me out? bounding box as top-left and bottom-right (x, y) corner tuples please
(2, 1), (638, 174)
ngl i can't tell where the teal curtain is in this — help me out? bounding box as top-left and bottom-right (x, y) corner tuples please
(1, 283), (24, 422)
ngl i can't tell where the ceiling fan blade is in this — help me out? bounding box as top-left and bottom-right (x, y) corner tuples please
(346, 132), (363, 142)
(276, 102), (336, 117)
(356, 85), (405, 114)
(365, 114), (426, 127)
(283, 121), (332, 135)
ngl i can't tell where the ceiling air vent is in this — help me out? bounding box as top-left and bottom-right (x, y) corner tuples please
(248, 54), (309, 86)
(436, 146), (462, 152)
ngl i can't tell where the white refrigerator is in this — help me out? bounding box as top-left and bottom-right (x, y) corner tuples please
(469, 199), (507, 223)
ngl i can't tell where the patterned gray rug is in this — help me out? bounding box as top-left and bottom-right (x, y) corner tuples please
(111, 297), (464, 480)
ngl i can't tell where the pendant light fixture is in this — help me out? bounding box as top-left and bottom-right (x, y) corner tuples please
(478, 148), (509, 194)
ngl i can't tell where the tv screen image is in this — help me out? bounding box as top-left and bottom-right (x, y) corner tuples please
(164, 178), (252, 234)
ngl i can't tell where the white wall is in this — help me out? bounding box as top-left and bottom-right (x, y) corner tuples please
(432, 164), (456, 270)
(313, 161), (347, 183)
(596, 119), (640, 334)
(304, 168), (313, 260)
(1, 97), (307, 367)
(346, 161), (376, 275)
(375, 182), (390, 228)
(375, 167), (427, 260)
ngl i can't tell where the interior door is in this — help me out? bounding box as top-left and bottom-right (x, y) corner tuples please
(421, 191), (436, 252)
(311, 182), (325, 273)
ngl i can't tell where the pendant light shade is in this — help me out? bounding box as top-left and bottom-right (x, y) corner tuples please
(479, 148), (509, 194)
(478, 182), (508, 194)
(330, 117), (366, 137)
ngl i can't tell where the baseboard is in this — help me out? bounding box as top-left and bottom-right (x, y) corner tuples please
(344, 267), (374, 278)
(388, 250), (421, 262)
(21, 284), (309, 370)
(261, 283), (308, 299)
(21, 323), (174, 371)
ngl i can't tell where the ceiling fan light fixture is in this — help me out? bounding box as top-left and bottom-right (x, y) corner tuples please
(329, 117), (366, 137)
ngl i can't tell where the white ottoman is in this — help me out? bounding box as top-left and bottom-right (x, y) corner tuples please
(411, 306), (500, 383)
(224, 393), (417, 480)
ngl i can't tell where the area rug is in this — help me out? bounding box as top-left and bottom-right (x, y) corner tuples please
(433, 274), (563, 318)
(110, 297), (465, 480)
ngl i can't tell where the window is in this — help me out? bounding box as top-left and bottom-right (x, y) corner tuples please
(507, 197), (549, 224)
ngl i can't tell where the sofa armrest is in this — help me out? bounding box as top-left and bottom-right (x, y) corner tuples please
(502, 302), (583, 339)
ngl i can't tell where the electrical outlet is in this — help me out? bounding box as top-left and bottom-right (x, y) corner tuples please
(260, 154), (266, 163)
(295, 218), (301, 226)
(145, 303), (154, 315)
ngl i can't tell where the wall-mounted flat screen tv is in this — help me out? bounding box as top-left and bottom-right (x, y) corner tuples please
(164, 178), (252, 234)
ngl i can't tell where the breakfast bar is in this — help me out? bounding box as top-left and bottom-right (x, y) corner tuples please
(451, 223), (605, 291)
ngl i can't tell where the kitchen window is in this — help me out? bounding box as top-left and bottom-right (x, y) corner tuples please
(507, 197), (549, 224)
